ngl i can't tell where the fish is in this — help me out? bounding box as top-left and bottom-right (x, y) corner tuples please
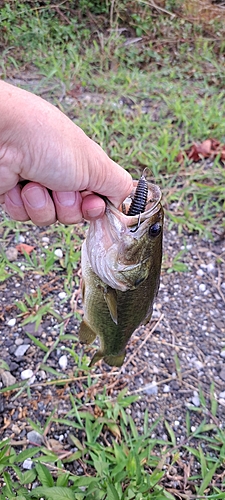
(79, 178), (163, 367)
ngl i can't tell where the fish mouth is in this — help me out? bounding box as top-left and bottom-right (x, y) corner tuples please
(106, 181), (162, 229)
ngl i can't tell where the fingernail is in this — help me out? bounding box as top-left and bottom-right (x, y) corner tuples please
(6, 190), (23, 207)
(86, 207), (105, 219)
(55, 191), (76, 207)
(23, 187), (46, 208)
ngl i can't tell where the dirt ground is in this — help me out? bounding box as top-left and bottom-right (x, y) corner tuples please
(0, 76), (224, 487)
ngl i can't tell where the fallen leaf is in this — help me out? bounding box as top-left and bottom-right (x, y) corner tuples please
(16, 243), (35, 255)
(177, 138), (225, 163)
(175, 151), (185, 164)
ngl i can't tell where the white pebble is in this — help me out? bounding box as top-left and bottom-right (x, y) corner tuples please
(42, 237), (50, 243)
(23, 458), (33, 470)
(15, 344), (30, 357)
(38, 370), (46, 380)
(58, 355), (68, 370)
(207, 263), (215, 273)
(219, 391), (225, 399)
(197, 269), (204, 277)
(192, 395), (200, 407)
(18, 235), (25, 243)
(21, 369), (34, 381)
(191, 426), (196, 432)
(143, 381), (158, 396)
(163, 384), (170, 393)
(7, 318), (16, 327)
(199, 283), (206, 292)
(174, 420), (179, 426)
(193, 359), (204, 370)
(220, 351), (225, 358)
(54, 248), (63, 259)
(58, 292), (67, 300)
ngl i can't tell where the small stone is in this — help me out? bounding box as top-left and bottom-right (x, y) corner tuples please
(59, 355), (68, 370)
(27, 430), (43, 445)
(7, 318), (16, 327)
(197, 269), (204, 277)
(219, 368), (225, 382)
(18, 234), (25, 243)
(192, 359), (204, 370)
(219, 391), (225, 399)
(24, 323), (43, 337)
(5, 247), (18, 261)
(170, 381), (180, 390)
(199, 283), (206, 292)
(15, 338), (24, 346)
(34, 274), (41, 280)
(42, 237), (50, 243)
(163, 385), (170, 393)
(143, 381), (158, 396)
(21, 369), (34, 381)
(207, 263), (215, 273)
(23, 458), (33, 470)
(220, 351), (225, 358)
(38, 370), (46, 380)
(0, 370), (16, 387)
(192, 395), (200, 407)
(54, 248), (63, 259)
(11, 424), (21, 435)
(15, 344), (30, 357)
(58, 292), (67, 300)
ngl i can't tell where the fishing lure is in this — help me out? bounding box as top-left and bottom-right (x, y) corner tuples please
(127, 172), (148, 216)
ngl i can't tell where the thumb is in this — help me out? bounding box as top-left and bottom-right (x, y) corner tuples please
(85, 139), (133, 207)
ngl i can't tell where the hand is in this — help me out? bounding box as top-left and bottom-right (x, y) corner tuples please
(0, 81), (132, 226)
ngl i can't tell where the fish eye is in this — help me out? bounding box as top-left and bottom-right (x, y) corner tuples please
(149, 222), (161, 237)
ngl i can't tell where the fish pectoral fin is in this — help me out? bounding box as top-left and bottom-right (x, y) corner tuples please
(81, 279), (85, 301)
(104, 287), (118, 325)
(79, 320), (96, 345)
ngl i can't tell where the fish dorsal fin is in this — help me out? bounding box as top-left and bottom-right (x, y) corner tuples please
(104, 287), (118, 325)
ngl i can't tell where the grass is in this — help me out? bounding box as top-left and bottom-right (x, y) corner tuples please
(1, 386), (225, 499)
(0, 0), (225, 498)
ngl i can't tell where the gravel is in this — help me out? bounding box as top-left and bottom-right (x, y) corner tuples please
(0, 218), (224, 483)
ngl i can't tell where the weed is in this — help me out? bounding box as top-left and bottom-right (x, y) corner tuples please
(0, 391), (225, 498)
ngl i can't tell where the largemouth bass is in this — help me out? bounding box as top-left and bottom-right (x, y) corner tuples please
(79, 179), (163, 367)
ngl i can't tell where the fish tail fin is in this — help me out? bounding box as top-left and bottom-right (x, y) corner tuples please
(89, 350), (104, 367)
(89, 350), (126, 367)
(79, 320), (96, 345)
(104, 352), (126, 367)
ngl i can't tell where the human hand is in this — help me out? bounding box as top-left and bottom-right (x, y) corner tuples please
(0, 81), (132, 226)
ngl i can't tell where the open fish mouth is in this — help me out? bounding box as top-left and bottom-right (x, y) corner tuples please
(107, 179), (162, 231)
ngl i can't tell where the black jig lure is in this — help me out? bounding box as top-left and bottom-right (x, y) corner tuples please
(127, 173), (148, 216)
